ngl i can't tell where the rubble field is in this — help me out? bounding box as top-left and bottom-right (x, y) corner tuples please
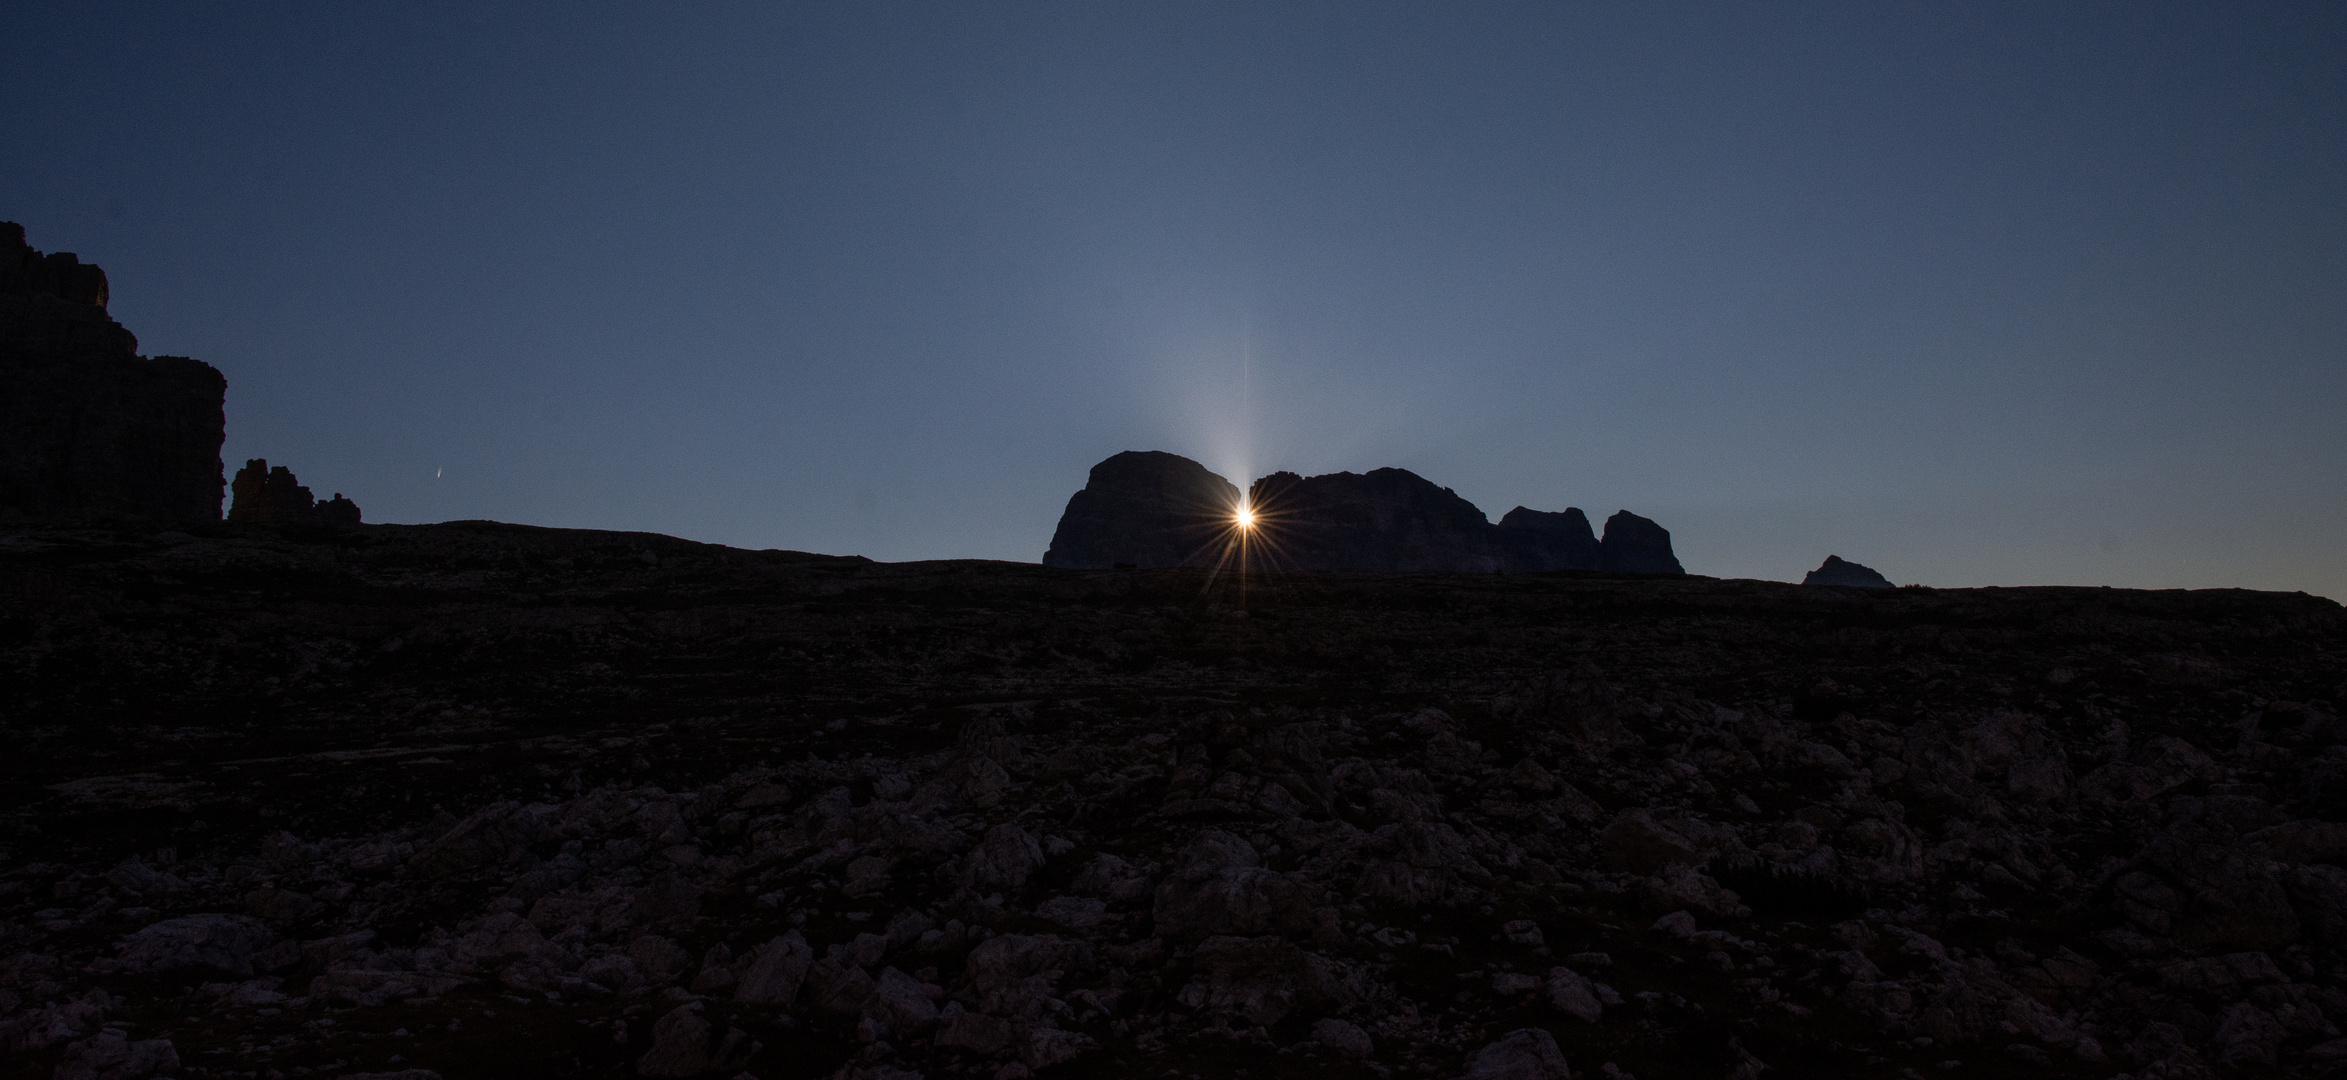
(2, 520), (2343, 1080)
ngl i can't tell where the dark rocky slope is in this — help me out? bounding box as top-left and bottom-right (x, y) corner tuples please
(1, 520), (2342, 1079)
(0, 223), (226, 524)
(1045, 451), (1681, 575)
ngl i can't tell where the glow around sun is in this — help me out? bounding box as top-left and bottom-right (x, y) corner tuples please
(1234, 504), (1256, 529)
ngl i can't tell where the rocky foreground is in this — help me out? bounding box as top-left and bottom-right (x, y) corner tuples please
(1, 522), (2343, 1080)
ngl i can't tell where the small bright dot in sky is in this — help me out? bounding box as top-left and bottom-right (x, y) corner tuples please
(1234, 506), (1254, 530)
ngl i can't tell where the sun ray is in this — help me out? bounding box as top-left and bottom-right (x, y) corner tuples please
(1183, 483), (1310, 606)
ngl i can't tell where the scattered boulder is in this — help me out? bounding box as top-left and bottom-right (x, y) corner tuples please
(1175, 935), (1367, 1027)
(1463, 1028), (1573, 1079)
(1546, 966), (1603, 1022)
(733, 931), (813, 1005)
(8, 521), (2346, 1079)
(634, 1002), (712, 1077)
(964, 933), (1092, 1020)
(1154, 829), (1338, 942)
(864, 966), (941, 1035)
(1600, 811), (1702, 875)
(934, 1003), (1015, 1055)
(51, 1031), (177, 1080)
(962, 822), (1045, 891)
(116, 915), (278, 976)
(1313, 1017), (1375, 1058)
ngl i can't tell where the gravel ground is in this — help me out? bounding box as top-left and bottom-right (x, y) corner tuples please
(2, 520), (2342, 1080)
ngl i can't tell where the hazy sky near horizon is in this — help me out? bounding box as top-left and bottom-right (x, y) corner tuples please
(6, 3), (2343, 597)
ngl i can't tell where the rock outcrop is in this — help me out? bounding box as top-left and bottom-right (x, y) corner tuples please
(1, 222), (225, 522)
(1042, 451), (1242, 569)
(1044, 451), (1682, 574)
(228, 459), (361, 526)
(1247, 468), (1508, 572)
(1802, 555), (1893, 588)
(1595, 510), (1683, 575)
(1496, 506), (1601, 572)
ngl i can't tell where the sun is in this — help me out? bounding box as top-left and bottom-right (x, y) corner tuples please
(1233, 504), (1255, 530)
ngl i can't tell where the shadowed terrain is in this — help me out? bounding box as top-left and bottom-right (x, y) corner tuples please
(2, 520), (2343, 1079)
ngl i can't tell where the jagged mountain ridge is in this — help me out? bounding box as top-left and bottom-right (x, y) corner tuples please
(1044, 450), (1684, 574)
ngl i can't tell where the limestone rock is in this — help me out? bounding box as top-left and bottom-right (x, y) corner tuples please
(1546, 966), (1603, 1022)
(961, 822), (1044, 891)
(1496, 505), (1601, 571)
(864, 966), (941, 1035)
(1802, 555), (1893, 588)
(1314, 1017), (1375, 1058)
(0, 224), (110, 306)
(51, 1031), (177, 1080)
(228, 458), (362, 526)
(1154, 828), (1337, 942)
(1599, 811), (1702, 875)
(116, 914), (278, 976)
(9, 516), (2344, 1078)
(1042, 451), (1242, 569)
(964, 933), (1092, 1020)
(933, 1003), (1014, 1055)
(1042, 451), (1684, 573)
(1, 222), (225, 523)
(1246, 467), (1508, 572)
(634, 1002), (711, 1077)
(1463, 1028), (1573, 1079)
(1596, 511), (1683, 574)
(1174, 935), (1367, 1026)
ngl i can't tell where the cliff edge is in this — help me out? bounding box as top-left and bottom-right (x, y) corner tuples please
(1, 222), (226, 522)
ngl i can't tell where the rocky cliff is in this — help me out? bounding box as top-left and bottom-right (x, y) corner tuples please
(1043, 451), (1242, 568)
(1595, 510), (1684, 575)
(1248, 467), (1510, 572)
(1044, 451), (1682, 574)
(1497, 506), (1602, 572)
(0, 223), (226, 522)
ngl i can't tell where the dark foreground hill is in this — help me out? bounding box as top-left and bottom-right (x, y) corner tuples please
(1, 521), (2343, 1080)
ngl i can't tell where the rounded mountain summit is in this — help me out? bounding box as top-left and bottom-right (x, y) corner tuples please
(1042, 451), (1683, 575)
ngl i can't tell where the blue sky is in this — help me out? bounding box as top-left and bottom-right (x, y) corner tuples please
(6, 3), (2342, 596)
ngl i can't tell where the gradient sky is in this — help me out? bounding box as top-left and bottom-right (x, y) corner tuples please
(6, 3), (2342, 597)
